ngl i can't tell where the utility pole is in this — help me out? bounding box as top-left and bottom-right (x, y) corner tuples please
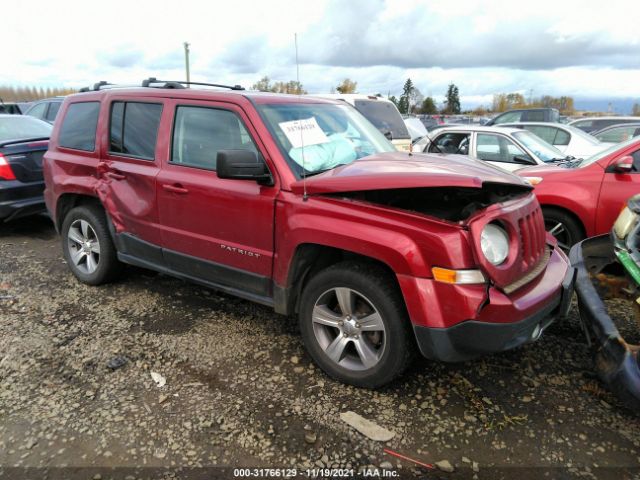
(184, 42), (191, 86)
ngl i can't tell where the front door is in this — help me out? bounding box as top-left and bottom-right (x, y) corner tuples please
(156, 100), (278, 299)
(597, 147), (640, 232)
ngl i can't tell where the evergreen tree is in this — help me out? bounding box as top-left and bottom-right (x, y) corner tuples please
(444, 84), (461, 114)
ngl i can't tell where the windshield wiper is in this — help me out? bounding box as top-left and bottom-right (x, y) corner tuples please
(304, 163), (351, 177)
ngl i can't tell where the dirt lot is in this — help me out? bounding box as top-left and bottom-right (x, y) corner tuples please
(1, 216), (639, 480)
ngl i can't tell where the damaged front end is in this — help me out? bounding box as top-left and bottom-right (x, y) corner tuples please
(570, 194), (640, 411)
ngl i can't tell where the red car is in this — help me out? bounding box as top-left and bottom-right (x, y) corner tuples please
(516, 137), (640, 250)
(43, 79), (572, 387)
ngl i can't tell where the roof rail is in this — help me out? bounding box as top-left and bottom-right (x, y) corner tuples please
(141, 77), (245, 91)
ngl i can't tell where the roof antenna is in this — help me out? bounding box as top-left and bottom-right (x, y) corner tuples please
(295, 32), (308, 201)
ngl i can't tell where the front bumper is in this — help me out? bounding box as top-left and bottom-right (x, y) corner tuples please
(0, 180), (46, 221)
(570, 234), (640, 411)
(412, 247), (575, 362)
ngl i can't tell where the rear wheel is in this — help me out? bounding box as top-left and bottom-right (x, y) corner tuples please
(61, 205), (122, 285)
(299, 261), (414, 388)
(543, 207), (584, 252)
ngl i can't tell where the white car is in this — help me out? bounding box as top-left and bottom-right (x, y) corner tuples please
(413, 125), (570, 172)
(308, 94), (411, 152)
(498, 122), (613, 159)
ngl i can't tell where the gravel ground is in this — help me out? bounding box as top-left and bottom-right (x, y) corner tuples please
(1, 215), (639, 480)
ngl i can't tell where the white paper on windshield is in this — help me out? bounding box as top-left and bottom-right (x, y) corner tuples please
(278, 117), (329, 149)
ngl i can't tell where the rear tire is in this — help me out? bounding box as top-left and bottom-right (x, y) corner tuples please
(61, 205), (123, 285)
(299, 261), (415, 388)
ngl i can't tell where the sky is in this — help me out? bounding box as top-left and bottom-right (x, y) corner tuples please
(2, 0), (639, 111)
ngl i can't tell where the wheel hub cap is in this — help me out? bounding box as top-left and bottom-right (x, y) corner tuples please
(342, 316), (359, 336)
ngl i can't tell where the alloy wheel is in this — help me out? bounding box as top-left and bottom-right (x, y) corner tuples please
(311, 287), (386, 371)
(67, 219), (101, 275)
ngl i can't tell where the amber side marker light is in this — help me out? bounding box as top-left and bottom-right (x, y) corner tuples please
(432, 267), (485, 284)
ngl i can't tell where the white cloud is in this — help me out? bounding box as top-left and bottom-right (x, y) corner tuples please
(0, 0), (638, 107)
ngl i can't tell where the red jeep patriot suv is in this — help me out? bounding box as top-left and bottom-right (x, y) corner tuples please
(43, 79), (574, 387)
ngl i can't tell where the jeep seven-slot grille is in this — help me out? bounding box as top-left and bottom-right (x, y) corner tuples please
(518, 206), (546, 270)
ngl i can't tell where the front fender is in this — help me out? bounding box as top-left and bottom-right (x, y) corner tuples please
(273, 194), (474, 286)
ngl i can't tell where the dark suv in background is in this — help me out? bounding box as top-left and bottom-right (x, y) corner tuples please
(486, 108), (560, 126)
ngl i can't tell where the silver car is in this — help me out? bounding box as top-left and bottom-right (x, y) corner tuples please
(413, 125), (570, 172)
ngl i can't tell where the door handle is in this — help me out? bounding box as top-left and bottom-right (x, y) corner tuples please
(162, 184), (189, 194)
(107, 172), (126, 180)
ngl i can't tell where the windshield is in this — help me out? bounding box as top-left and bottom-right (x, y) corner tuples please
(512, 130), (566, 162)
(578, 136), (640, 168)
(258, 103), (396, 176)
(353, 100), (410, 140)
(0, 115), (52, 142)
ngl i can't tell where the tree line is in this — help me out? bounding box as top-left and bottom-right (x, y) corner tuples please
(0, 85), (77, 102)
(3, 80), (606, 117)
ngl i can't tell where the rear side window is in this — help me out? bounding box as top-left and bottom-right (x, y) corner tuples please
(109, 101), (163, 160)
(59, 102), (100, 151)
(554, 129), (570, 146)
(171, 106), (258, 170)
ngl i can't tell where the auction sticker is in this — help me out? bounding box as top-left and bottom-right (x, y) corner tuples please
(278, 117), (329, 148)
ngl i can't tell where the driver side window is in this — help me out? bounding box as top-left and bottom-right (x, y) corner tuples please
(477, 134), (530, 163)
(429, 133), (470, 154)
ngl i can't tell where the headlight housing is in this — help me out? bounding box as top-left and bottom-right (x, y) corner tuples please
(614, 206), (638, 240)
(480, 223), (510, 265)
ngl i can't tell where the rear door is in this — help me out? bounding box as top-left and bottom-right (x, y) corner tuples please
(156, 99), (277, 299)
(98, 98), (164, 251)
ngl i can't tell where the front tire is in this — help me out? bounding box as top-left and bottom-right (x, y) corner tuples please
(543, 207), (584, 252)
(61, 205), (122, 285)
(299, 261), (414, 388)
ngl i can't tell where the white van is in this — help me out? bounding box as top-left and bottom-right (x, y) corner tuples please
(309, 94), (411, 152)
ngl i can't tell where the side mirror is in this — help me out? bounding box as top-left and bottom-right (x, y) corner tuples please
(382, 130), (393, 141)
(216, 150), (272, 184)
(513, 154), (536, 165)
(612, 155), (634, 174)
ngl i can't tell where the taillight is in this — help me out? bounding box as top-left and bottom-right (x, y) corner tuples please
(0, 153), (17, 181)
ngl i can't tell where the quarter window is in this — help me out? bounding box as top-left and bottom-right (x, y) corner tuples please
(171, 106), (258, 170)
(59, 102), (100, 151)
(109, 101), (162, 160)
(45, 102), (61, 122)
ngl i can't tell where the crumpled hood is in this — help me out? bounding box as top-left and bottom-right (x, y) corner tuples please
(290, 152), (529, 195)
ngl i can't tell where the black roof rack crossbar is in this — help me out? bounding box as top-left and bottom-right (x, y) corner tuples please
(141, 77), (245, 91)
(79, 81), (115, 92)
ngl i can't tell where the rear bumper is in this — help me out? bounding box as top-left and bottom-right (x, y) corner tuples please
(410, 246), (575, 362)
(0, 180), (45, 221)
(570, 235), (640, 411)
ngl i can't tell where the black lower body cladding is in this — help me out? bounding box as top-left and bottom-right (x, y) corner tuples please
(570, 235), (640, 411)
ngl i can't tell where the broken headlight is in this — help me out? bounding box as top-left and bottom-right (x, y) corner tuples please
(480, 223), (509, 266)
(614, 206), (638, 240)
